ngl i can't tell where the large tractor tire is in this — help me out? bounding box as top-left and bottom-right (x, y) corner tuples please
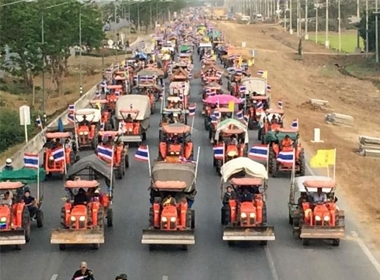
(36, 209), (44, 228)
(22, 207), (31, 243)
(149, 207), (154, 227)
(269, 150), (277, 176)
(60, 207), (66, 227)
(125, 154), (129, 168)
(106, 208), (113, 227)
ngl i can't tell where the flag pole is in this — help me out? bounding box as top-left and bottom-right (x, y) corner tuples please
(194, 147), (201, 184)
(333, 148), (337, 181)
(109, 142), (115, 199)
(266, 144), (270, 177)
(223, 141), (226, 166)
(36, 156), (40, 203)
(147, 145), (152, 177)
(63, 148), (68, 177)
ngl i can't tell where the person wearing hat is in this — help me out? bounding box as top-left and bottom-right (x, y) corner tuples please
(71, 261), (94, 280)
(3, 158), (13, 171)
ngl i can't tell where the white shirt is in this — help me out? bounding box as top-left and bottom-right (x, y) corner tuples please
(312, 192), (327, 203)
(0, 197), (12, 206)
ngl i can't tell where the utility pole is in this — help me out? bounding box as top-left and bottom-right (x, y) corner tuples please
(338, 0), (341, 52)
(297, 0), (300, 37)
(315, 3), (318, 43)
(41, 11), (45, 114)
(290, 0), (293, 34)
(305, 0), (308, 39)
(284, 0), (288, 31)
(357, 0), (360, 18)
(376, 0), (379, 62)
(366, 0), (369, 56)
(325, 0), (329, 48)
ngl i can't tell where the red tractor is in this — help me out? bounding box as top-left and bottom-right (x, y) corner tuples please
(0, 182), (41, 249)
(50, 179), (113, 250)
(158, 123), (194, 163)
(142, 162), (197, 250)
(220, 157), (275, 245)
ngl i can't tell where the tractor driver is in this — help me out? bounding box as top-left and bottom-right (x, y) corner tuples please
(240, 188), (253, 203)
(73, 188), (88, 206)
(281, 135), (293, 148)
(168, 114), (176, 124)
(162, 195), (176, 207)
(81, 115), (90, 128)
(223, 186), (237, 206)
(125, 114), (133, 123)
(312, 188), (327, 204)
(0, 191), (12, 206)
(230, 134), (238, 146)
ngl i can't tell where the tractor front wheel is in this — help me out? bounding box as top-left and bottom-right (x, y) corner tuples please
(36, 209), (44, 228)
(22, 207), (31, 243)
(106, 208), (113, 227)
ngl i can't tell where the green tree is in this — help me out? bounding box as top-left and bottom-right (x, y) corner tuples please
(357, 10), (378, 52)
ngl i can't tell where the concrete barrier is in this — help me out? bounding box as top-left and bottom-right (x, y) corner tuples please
(325, 113), (354, 127)
(1, 35), (150, 170)
(358, 135), (380, 157)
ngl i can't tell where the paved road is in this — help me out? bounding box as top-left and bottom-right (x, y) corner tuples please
(1, 47), (380, 280)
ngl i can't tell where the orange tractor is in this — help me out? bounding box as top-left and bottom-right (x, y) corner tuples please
(264, 128), (306, 176)
(51, 155), (115, 250)
(213, 119), (249, 173)
(75, 108), (101, 150)
(97, 131), (129, 179)
(141, 161), (197, 249)
(0, 182), (37, 249)
(220, 158), (275, 245)
(135, 83), (161, 114)
(158, 123), (194, 162)
(289, 176), (345, 246)
(44, 132), (78, 178)
(89, 99), (115, 131)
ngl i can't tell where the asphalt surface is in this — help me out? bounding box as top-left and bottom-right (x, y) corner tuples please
(1, 48), (380, 280)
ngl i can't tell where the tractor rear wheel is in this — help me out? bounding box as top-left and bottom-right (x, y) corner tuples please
(262, 203), (267, 225)
(115, 169), (122, 180)
(22, 207), (31, 243)
(332, 239), (340, 246)
(288, 213), (293, 225)
(299, 150), (306, 176)
(36, 209), (44, 228)
(125, 154), (129, 168)
(186, 210), (192, 228)
(269, 151), (277, 176)
(149, 208), (153, 227)
(180, 245), (188, 251)
(257, 128), (263, 140)
(92, 243), (100, 250)
(106, 208), (113, 227)
(142, 132), (147, 141)
(191, 210), (195, 229)
(59, 244), (66, 250)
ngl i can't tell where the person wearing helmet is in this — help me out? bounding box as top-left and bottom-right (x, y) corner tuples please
(3, 158), (13, 171)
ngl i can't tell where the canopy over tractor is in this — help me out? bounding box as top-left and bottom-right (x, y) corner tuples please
(75, 108), (101, 123)
(141, 162), (197, 246)
(220, 158), (274, 243)
(214, 119), (249, 144)
(289, 176), (345, 246)
(242, 77), (268, 96)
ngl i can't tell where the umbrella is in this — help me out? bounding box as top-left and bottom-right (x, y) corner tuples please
(204, 94), (242, 105)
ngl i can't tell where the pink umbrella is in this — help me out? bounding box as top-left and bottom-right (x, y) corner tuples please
(204, 94), (242, 105)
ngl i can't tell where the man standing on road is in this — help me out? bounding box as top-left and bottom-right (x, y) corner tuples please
(72, 261), (94, 280)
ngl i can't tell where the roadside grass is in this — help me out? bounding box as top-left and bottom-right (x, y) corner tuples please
(307, 31), (364, 53)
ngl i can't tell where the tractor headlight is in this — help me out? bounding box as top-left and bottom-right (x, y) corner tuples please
(175, 152), (180, 155)
(170, 217), (176, 222)
(324, 216), (330, 221)
(249, 213), (256, 218)
(0, 217), (6, 222)
(79, 216), (86, 222)
(161, 217), (167, 222)
(170, 152), (174, 155)
(79, 132), (84, 135)
(315, 215), (321, 221)
(49, 156), (54, 160)
(71, 216), (76, 221)
(241, 213), (247, 219)
(84, 131), (89, 135)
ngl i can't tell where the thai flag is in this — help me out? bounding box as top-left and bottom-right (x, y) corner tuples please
(278, 100), (283, 109)
(216, 71), (223, 77)
(277, 151), (294, 163)
(135, 145), (149, 162)
(256, 101), (263, 110)
(115, 91), (120, 97)
(52, 147), (65, 162)
(243, 114), (249, 124)
(35, 116), (42, 128)
(235, 70), (242, 75)
(210, 91), (216, 96)
(67, 112), (75, 123)
(211, 114), (218, 124)
(236, 110), (243, 120)
(188, 73), (192, 79)
(257, 69), (264, 76)
(214, 110), (221, 119)
(292, 118), (299, 129)
(100, 122), (105, 131)
(267, 84), (272, 92)
(97, 145), (113, 162)
(24, 153), (39, 169)
(239, 85), (247, 94)
(205, 88), (211, 95)
(100, 80), (107, 88)
(189, 104), (196, 116)
(105, 67), (112, 74)
(133, 75), (138, 82)
(68, 104), (75, 112)
(213, 145), (224, 159)
(249, 145), (268, 160)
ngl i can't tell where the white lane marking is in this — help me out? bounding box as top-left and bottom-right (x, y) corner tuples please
(351, 231), (380, 275)
(306, 164), (380, 275)
(50, 274), (58, 280)
(162, 276), (169, 280)
(264, 246), (280, 280)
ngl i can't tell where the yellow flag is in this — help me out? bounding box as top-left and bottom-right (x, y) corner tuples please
(261, 70), (268, 80)
(96, 102), (101, 109)
(238, 57), (242, 65)
(247, 59), (254, 66)
(212, 55), (217, 60)
(228, 101), (235, 111)
(309, 149), (336, 168)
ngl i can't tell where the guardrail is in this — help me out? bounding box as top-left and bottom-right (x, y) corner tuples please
(1, 35), (149, 170)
